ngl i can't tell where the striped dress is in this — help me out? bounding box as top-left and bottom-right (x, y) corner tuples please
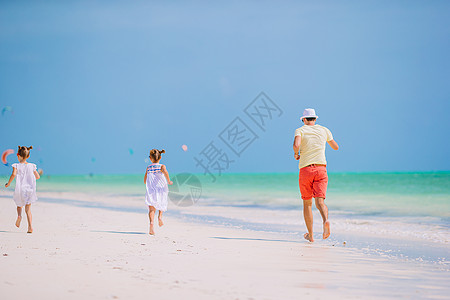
(145, 163), (169, 211)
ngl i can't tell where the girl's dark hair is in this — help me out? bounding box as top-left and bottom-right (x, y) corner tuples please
(17, 146), (33, 159)
(149, 149), (165, 162)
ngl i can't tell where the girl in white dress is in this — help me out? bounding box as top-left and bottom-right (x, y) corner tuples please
(5, 146), (40, 233)
(144, 149), (173, 235)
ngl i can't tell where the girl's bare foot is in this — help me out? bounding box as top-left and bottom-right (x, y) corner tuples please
(27, 227), (33, 233)
(323, 220), (330, 239)
(149, 223), (155, 235)
(158, 218), (164, 227)
(304, 233), (314, 242)
(15, 216), (22, 228)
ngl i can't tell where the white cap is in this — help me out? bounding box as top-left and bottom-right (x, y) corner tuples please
(300, 108), (319, 120)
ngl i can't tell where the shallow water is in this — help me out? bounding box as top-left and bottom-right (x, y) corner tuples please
(16, 172), (449, 217)
(1, 172), (449, 266)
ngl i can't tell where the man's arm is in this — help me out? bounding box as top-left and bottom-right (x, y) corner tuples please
(293, 136), (301, 160)
(327, 140), (339, 150)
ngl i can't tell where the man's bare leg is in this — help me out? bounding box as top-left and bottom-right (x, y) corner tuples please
(303, 199), (314, 242)
(25, 204), (32, 233)
(315, 197), (330, 239)
(15, 206), (22, 228)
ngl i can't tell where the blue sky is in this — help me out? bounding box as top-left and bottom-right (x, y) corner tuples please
(1, 1), (449, 175)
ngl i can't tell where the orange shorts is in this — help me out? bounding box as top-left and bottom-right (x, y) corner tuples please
(299, 165), (328, 200)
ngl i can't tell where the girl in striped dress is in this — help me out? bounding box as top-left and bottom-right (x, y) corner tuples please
(144, 149), (173, 235)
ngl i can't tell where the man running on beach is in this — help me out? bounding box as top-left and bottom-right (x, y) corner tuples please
(293, 108), (339, 242)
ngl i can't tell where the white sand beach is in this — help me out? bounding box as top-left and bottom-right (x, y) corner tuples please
(1, 190), (449, 300)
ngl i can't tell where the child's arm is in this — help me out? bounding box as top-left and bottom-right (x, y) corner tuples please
(144, 168), (147, 184)
(5, 167), (17, 187)
(33, 164), (40, 179)
(160, 165), (173, 185)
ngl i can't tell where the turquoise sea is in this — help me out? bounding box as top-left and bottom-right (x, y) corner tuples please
(1, 172), (449, 265)
(20, 172), (449, 218)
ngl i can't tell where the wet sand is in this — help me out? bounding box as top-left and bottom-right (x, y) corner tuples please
(1, 191), (449, 299)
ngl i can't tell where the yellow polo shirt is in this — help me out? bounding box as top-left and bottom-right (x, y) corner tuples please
(294, 125), (333, 169)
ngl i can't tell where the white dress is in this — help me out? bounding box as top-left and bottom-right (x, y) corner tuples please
(145, 163), (168, 211)
(11, 163), (38, 207)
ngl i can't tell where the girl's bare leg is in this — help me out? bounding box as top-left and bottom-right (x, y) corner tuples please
(25, 204), (32, 233)
(148, 206), (156, 235)
(15, 207), (22, 228)
(158, 211), (164, 227)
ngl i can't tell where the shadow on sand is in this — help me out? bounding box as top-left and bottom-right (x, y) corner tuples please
(91, 230), (146, 235)
(210, 236), (301, 243)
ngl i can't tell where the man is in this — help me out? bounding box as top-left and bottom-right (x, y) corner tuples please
(293, 108), (339, 242)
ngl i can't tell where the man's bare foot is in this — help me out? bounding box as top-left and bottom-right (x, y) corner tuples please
(158, 218), (164, 227)
(149, 223), (155, 235)
(27, 227), (33, 233)
(323, 220), (330, 239)
(15, 216), (22, 228)
(304, 233), (314, 242)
